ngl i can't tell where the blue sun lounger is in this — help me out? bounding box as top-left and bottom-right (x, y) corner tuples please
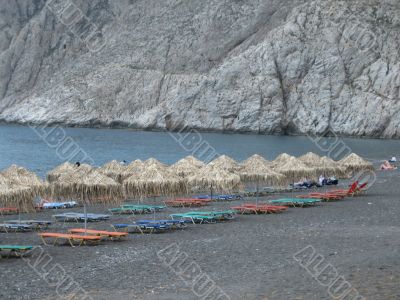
(53, 213), (111, 223)
(135, 219), (189, 228)
(195, 194), (242, 201)
(0, 245), (33, 258)
(43, 201), (78, 209)
(7, 220), (52, 230)
(0, 223), (33, 233)
(112, 222), (171, 234)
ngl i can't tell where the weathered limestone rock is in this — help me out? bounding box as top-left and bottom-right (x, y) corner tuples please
(1, 0), (400, 137)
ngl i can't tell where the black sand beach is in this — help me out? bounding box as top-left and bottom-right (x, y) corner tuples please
(0, 170), (399, 300)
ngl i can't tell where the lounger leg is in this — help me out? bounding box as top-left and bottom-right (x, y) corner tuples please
(41, 236), (48, 246)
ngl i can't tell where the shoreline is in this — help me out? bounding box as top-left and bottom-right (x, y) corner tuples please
(0, 120), (398, 141)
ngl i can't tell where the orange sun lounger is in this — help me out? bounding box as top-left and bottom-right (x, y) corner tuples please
(68, 229), (128, 240)
(38, 233), (102, 247)
(164, 198), (211, 207)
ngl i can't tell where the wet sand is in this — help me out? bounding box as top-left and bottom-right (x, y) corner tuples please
(0, 170), (399, 300)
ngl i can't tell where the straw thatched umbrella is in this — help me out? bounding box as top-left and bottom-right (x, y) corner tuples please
(271, 153), (297, 167)
(298, 152), (322, 167)
(50, 169), (124, 203)
(121, 159), (145, 181)
(208, 155), (242, 172)
(169, 156), (205, 177)
(46, 162), (93, 183)
(241, 154), (272, 167)
(299, 152), (346, 178)
(123, 165), (188, 199)
(239, 162), (286, 186)
(338, 153), (374, 173)
(144, 158), (168, 169)
(318, 156), (347, 178)
(0, 174), (36, 212)
(274, 157), (317, 182)
(239, 160), (286, 203)
(50, 168), (124, 232)
(2, 165), (47, 196)
(187, 165), (242, 196)
(98, 160), (127, 183)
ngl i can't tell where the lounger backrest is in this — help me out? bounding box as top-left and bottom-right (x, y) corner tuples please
(348, 181), (359, 193)
(358, 182), (368, 190)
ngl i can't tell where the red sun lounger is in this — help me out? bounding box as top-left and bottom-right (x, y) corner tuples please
(38, 233), (102, 247)
(231, 204), (287, 214)
(68, 229), (128, 240)
(0, 207), (19, 215)
(297, 194), (344, 201)
(297, 182), (358, 200)
(354, 182), (368, 195)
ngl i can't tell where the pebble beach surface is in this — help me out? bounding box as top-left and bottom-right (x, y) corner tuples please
(0, 170), (399, 300)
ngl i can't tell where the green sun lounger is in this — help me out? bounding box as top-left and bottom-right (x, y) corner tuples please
(269, 198), (320, 207)
(184, 211), (236, 220)
(0, 245), (33, 258)
(170, 210), (235, 224)
(170, 213), (217, 224)
(110, 205), (166, 215)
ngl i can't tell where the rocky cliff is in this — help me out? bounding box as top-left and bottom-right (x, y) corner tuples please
(1, 0), (400, 137)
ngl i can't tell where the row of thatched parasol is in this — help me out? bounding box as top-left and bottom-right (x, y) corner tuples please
(0, 153), (374, 210)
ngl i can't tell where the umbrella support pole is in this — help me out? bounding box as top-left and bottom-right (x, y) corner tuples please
(256, 184), (259, 206)
(84, 203), (87, 235)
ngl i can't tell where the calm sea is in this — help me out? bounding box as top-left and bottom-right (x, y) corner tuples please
(0, 124), (398, 177)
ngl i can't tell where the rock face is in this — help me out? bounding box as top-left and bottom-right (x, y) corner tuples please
(1, 0), (400, 138)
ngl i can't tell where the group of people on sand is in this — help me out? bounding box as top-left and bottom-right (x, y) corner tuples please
(380, 157), (397, 170)
(292, 175), (338, 189)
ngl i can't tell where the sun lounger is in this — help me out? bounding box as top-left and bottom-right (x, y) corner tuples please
(68, 229), (128, 240)
(7, 220), (52, 230)
(53, 213), (110, 223)
(303, 182), (359, 199)
(109, 207), (137, 215)
(297, 193), (344, 201)
(110, 205), (166, 215)
(42, 201), (78, 209)
(170, 213), (219, 224)
(135, 219), (189, 228)
(39, 233), (102, 247)
(112, 224), (145, 234)
(269, 198), (320, 207)
(0, 245), (33, 258)
(122, 204), (166, 211)
(354, 182), (368, 194)
(195, 194), (242, 201)
(0, 207), (19, 215)
(164, 198), (211, 207)
(111, 222), (171, 234)
(183, 211), (236, 221)
(231, 204), (287, 214)
(0, 223), (33, 233)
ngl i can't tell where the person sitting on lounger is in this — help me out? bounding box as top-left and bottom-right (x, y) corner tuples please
(380, 160), (397, 170)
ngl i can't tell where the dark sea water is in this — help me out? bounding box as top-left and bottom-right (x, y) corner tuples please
(0, 124), (398, 178)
